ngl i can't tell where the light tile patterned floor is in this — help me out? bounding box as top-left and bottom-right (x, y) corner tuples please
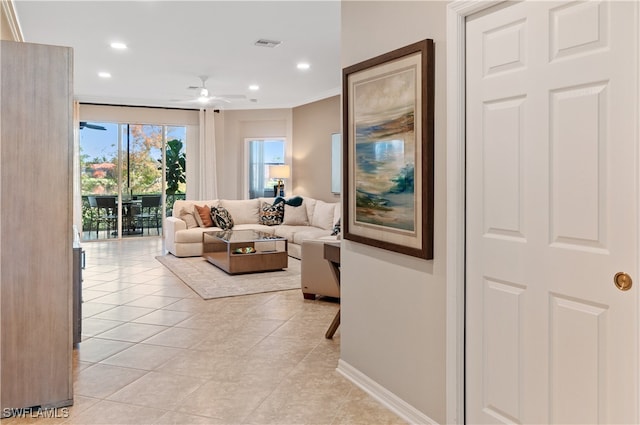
(3, 238), (406, 425)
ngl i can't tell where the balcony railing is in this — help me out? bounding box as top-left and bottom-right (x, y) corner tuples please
(81, 193), (186, 241)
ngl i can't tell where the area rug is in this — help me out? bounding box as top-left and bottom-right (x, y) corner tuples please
(155, 254), (301, 300)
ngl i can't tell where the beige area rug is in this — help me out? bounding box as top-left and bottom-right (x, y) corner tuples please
(155, 254), (301, 300)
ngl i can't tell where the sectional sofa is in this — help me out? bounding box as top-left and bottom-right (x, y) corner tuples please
(165, 197), (340, 260)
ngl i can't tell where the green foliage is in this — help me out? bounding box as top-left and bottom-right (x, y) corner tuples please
(163, 139), (186, 195)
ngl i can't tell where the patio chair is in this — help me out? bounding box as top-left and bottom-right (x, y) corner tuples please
(95, 196), (117, 238)
(86, 196), (99, 237)
(136, 195), (162, 235)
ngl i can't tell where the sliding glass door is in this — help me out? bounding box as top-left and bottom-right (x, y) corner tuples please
(80, 122), (186, 240)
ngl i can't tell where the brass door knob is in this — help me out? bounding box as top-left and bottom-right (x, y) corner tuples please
(614, 272), (633, 291)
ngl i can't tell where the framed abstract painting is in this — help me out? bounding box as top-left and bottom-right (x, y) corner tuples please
(342, 39), (434, 259)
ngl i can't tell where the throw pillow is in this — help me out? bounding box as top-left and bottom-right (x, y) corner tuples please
(283, 201), (309, 226)
(311, 200), (337, 230)
(331, 218), (341, 236)
(273, 196), (304, 207)
(194, 204), (213, 227)
(219, 199), (259, 225)
(259, 201), (284, 226)
(192, 205), (205, 227)
(211, 206), (235, 230)
(179, 207), (199, 229)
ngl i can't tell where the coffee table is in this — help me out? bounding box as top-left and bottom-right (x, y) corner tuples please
(202, 229), (288, 274)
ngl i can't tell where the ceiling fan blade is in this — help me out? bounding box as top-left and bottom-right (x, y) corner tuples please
(218, 94), (246, 100)
(79, 121), (106, 131)
(210, 96), (232, 104)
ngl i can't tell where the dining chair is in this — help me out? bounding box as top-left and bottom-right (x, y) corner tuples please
(95, 196), (117, 238)
(136, 195), (162, 235)
(86, 196), (99, 237)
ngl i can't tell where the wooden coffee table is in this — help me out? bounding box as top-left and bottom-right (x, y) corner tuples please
(202, 229), (288, 274)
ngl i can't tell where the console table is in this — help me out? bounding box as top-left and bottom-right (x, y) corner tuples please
(324, 242), (341, 339)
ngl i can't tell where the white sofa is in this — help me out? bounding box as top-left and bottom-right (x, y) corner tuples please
(165, 197), (340, 259)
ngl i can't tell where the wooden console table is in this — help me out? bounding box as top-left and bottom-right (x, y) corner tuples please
(324, 242), (341, 339)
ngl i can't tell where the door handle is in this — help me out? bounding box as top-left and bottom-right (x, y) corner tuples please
(614, 272), (633, 291)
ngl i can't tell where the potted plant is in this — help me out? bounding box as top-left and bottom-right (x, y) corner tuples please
(161, 139), (186, 214)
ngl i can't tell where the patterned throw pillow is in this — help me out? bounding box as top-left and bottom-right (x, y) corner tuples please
(260, 201), (284, 226)
(210, 206), (234, 230)
(331, 218), (341, 236)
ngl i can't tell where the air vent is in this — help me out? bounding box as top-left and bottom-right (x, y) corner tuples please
(254, 39), (282, 48)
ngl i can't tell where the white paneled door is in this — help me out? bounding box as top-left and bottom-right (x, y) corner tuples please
(465, 1), (638, 423)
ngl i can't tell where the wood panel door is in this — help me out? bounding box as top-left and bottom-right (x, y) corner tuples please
(1, 41), (73, 413)
(465, 2), (638, 423)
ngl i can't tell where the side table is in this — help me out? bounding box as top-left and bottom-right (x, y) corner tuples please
(324, 242), (341, 339)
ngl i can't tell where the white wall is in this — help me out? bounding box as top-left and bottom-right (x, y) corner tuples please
(340, 1), (448, 423)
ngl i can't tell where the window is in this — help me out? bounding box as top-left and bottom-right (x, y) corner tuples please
(80, 121), (186, 240)
(247, 138), (286, 199)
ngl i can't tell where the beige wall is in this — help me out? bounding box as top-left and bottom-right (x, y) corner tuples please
(292, 95), (341, 202)
(217, 108), (293, 199)
(340, 1), (448, 423)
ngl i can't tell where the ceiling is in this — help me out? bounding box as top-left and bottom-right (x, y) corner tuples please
(13, 1), (341, 110)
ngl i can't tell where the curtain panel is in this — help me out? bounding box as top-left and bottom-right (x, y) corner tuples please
(197, 108), (218, 199)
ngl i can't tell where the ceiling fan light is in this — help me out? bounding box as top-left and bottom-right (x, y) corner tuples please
(200, 88), (209, 97)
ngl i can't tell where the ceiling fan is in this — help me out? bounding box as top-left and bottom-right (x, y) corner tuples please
(184, 76), (246, 105)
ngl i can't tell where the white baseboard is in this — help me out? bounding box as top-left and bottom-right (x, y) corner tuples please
(336, 359), (438, 425)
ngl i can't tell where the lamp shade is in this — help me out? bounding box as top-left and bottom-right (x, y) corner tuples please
(269, 165), (291, 179)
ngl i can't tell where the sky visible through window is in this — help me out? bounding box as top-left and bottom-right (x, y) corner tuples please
(262, 139), (285, 164)
(79, 123), (186, 160)
(80, 122), (118, 161)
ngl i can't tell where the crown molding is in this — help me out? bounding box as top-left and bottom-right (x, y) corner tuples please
(1, 0), (23, 42)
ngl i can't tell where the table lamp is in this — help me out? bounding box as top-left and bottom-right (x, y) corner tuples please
(269, 165), (290, 197)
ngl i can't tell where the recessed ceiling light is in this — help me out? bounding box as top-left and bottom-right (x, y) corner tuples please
(249, 85), (260, 91)
(110, 42), (127, 50)
(98, 72), (111, 78)
(297, 62), (310, 70)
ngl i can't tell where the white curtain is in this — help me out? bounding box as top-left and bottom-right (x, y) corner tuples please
(248, 140), (265, 199)
(197, 108), (218, 199)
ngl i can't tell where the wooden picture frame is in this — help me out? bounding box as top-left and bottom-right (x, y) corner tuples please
(342, 39), (434, 259)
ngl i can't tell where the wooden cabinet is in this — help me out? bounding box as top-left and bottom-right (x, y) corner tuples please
(0, 41), (73, 414)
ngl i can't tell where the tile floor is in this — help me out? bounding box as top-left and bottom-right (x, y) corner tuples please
(4, 238), (405, 424)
